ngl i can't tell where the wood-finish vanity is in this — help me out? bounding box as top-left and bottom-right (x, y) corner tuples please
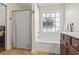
(60, 32), (79, 55)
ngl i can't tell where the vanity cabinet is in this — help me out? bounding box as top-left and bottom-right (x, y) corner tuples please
(60, 33), (79, 55)
(68, 45), (79, 55)
(60, 43), (68, 55)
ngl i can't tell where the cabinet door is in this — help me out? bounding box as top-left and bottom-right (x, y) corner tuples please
(72, 38), (79, 51)
(68, 46), (79, 55)
(60, 44), (67, 55)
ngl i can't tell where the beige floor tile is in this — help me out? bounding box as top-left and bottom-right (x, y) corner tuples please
(0, 49), (48, 55)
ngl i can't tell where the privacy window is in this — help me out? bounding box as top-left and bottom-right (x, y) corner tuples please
(42, 12), (61, 32)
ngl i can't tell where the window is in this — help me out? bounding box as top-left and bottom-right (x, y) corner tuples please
(42, 12), (61, 32)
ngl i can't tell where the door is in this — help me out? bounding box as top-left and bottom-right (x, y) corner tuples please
(13, 10), (31, 49)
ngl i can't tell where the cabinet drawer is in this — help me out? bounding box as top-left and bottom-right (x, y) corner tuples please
(72, 38), (79, 51)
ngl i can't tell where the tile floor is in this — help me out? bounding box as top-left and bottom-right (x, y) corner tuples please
(0, 49), (48, 55)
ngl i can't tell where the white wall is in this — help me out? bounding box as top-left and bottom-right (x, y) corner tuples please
(0, 4), (6, 26)
(35, 4), (39, 41)
(31, 3), (35, 52)
(39, 4), (64, 11)
(31, 3), (40, 53)
(16, 3), (32, 10)
(65, 3), (79, 32)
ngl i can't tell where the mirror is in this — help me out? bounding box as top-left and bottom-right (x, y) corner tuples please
(0, 3), (7, 52)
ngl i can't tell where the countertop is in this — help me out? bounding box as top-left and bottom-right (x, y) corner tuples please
(61, 32), (79, 39)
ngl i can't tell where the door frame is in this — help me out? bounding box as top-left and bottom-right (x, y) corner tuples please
(12, 10), (32, 50)
(0, 3), (7, 50)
